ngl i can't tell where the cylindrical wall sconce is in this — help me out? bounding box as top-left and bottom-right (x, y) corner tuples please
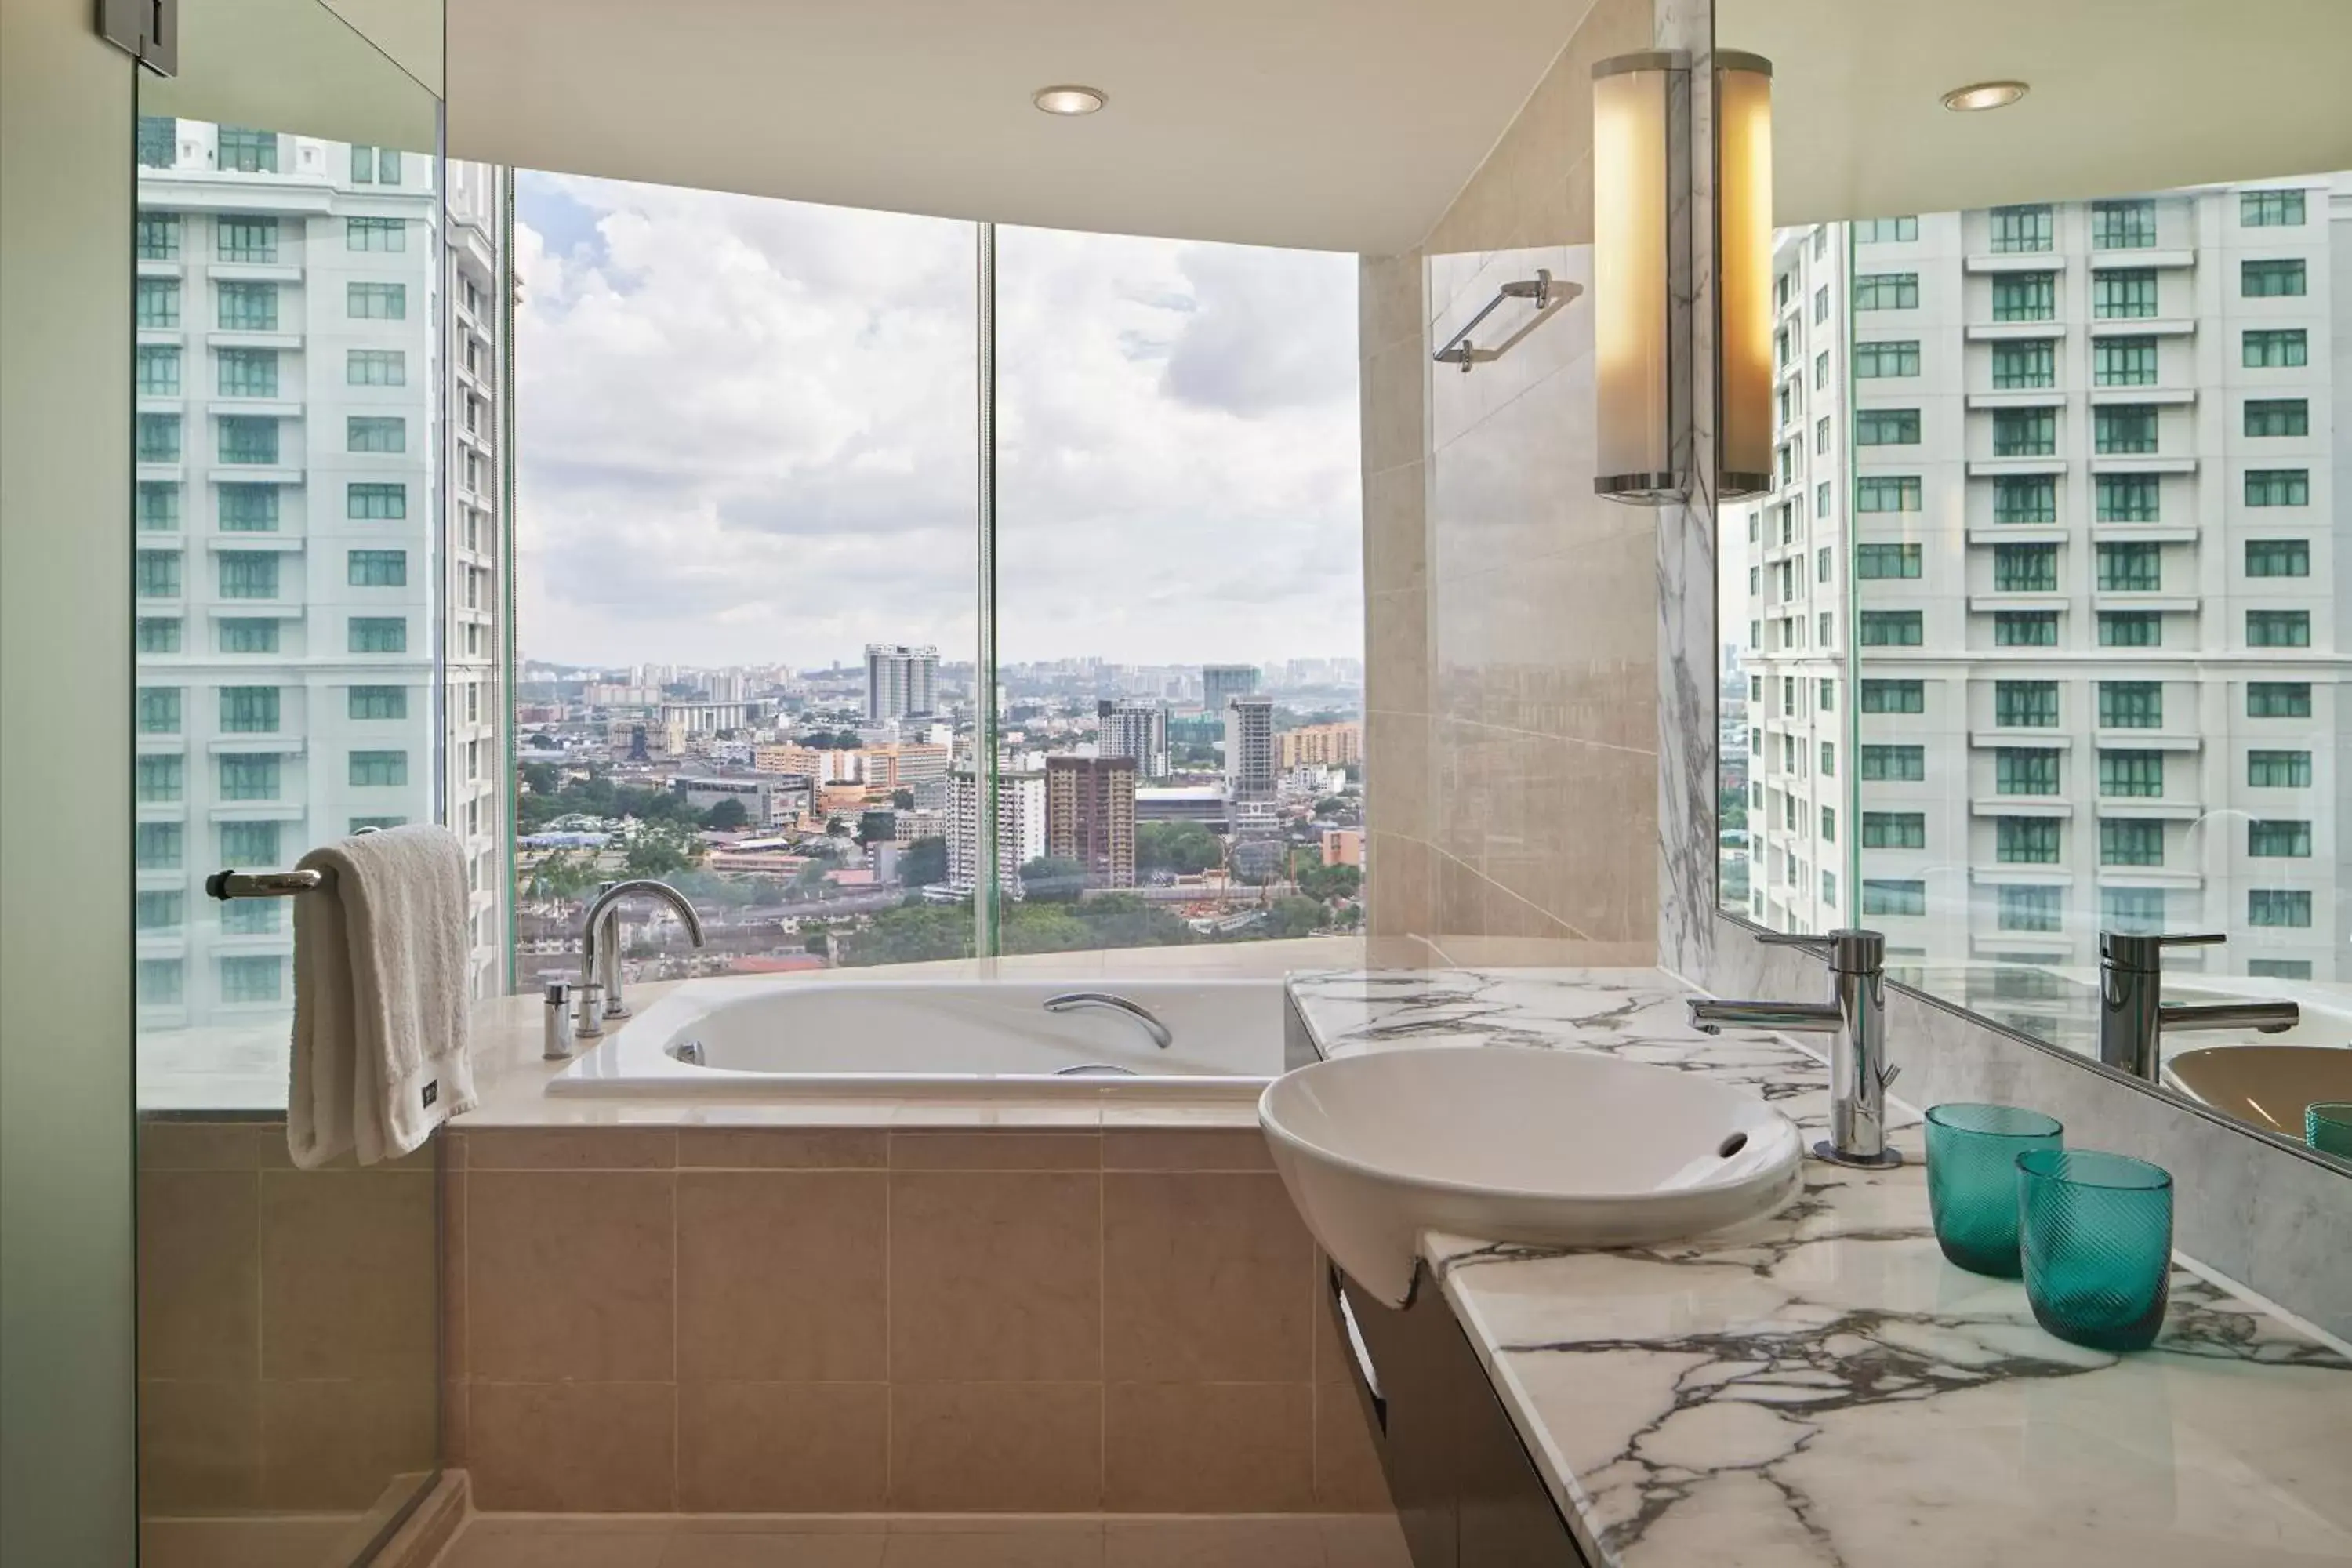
(1592, 51), (1689, 503)
(1715, 52), (1774, 499)
(1592, 49), (1775, 504)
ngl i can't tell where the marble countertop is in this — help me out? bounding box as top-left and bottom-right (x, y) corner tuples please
(1286, 967), (2352, 1568)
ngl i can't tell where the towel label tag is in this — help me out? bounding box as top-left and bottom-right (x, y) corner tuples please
(421, 1080), (438, 1109)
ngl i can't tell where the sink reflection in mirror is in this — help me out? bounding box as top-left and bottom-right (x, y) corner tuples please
(2163, 1045), (2352, 1146)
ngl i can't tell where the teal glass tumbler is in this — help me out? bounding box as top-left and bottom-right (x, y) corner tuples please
(2308, 1102), (2352, 1160)
(2016, 1149), (2172, 1352)
(1925, 1104), (2063, 1276)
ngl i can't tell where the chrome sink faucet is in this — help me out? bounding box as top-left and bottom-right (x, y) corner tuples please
(2097, 931), (2298, 1083)
(1689, 928), (1902, 1169)
(577, 879), (706, 1037)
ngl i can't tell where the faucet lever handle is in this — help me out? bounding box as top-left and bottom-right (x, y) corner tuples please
(2101, 929), (2226, 971)
(1757, 927), (1885, 975)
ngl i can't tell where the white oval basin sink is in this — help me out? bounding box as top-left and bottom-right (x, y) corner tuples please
(2163, 1045), (2352, 1141)
(1260, 1046), (1804, 1305)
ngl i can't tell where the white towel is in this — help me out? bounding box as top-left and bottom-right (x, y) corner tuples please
(289, 824), (477, 1168)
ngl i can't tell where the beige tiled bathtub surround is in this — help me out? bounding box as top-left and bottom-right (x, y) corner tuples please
(1359, 0), (1661, 968)
(434, 1512), (1414, 1568)
(136, 1117), (438, 1525)
(444, 1124), (1390, 1515)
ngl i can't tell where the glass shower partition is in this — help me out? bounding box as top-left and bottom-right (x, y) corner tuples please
(133, 1), (447, 1561)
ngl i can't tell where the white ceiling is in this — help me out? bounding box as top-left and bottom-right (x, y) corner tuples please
(1730, 0), (2352, 223)
(442, 0), (1599, 255)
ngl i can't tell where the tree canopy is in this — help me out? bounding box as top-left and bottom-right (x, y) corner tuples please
(1136, 821), (1221, 876)
(898, 836), (948, 887)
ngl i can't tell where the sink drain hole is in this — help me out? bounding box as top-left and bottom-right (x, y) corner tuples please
(1718, 1131), (1749, 1158)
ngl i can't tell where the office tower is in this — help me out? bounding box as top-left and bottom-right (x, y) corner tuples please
(1739, 180), (2345, 982)
(1276, 720), (1363, 770)
(1201, 663), (1260, 715)
(1224, 695), (1277, 803)
(866, 642), (940, 720)
(1096, 698), (1171, 777)
(132, 120), (510, 1029)
(1046, 755), (1138, 888)
(946, 769), (1046, 894)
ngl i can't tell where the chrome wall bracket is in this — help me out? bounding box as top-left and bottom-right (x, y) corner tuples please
(97, 0), (176, 75)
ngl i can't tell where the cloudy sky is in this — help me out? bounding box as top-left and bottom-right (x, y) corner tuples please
(514, 174), (1363, 672)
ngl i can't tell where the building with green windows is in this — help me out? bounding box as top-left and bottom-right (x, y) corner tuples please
(1732, 176), (2346, 990)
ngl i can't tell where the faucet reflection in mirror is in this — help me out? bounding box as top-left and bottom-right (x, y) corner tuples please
(2097, 931), (2297, 1083)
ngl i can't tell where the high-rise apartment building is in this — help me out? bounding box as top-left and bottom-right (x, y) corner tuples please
(1045, 755), (1138, 887)
(866, 642), (939, 720)
(1276, 720), (1363, 771)
(1224, 695), (1277, 803)
(946, 768), (1045, 895)
(1739, 179), (2347, 985)
(1201, 663), (1260, 715)
(443, 158), (511, 1000)
(1096, 698), (1171, 777)
(133, 120), (511, 1035)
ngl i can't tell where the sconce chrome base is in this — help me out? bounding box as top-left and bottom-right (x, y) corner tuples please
(1595, 471), (1690, 506)
(1718, 470), (1772, 501)
(1812, 1139), (1904, 1171)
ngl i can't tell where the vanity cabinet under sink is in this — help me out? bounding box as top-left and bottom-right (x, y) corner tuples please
(1329, 1263), (1588, 1568)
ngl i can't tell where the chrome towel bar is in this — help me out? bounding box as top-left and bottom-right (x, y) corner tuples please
(205, 825), (383, 898)
(205, 868), (328, 900)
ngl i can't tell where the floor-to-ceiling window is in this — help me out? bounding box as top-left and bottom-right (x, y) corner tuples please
(509, 178), (1364, 976)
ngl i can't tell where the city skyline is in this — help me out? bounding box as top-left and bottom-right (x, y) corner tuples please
(512, 172), (1363, 670)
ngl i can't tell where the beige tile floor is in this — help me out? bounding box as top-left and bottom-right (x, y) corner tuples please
(434, 1514), (1414, 1568)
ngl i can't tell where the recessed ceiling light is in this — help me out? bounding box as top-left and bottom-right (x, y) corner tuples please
(1940, 80), (2028, 113)
(1033, 84), (1107, 116)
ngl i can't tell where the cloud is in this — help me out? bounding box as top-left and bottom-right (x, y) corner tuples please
(514, 173), (1361, 671)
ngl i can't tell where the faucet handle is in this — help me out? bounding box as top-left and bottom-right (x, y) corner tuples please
(2100, 931), (2223, 971)
(1757, 927), (1885, 974)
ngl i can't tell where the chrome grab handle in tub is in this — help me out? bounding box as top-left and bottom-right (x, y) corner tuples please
(1042, 992), (1173, 1049)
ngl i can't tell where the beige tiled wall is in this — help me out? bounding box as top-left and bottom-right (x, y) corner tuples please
(136, 1119), (438, 1519)
(1362, 0), (1661, 970)
(444, 1125), (1389, 1515)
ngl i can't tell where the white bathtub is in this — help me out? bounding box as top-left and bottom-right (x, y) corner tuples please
(546, 975), (1287, 1098)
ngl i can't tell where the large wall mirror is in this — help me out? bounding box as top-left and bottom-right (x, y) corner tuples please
(1715, 0), (2352, 1170)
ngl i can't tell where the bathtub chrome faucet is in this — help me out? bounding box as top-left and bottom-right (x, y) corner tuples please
(576, 879), (706, 1038)
(2097, 931), (2298, 1083)
(1044, 992), (1173, 1049)
(1688, 928), (1902, 1170)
